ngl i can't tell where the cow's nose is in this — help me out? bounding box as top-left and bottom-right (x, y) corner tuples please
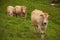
(44, 23), (46, 25)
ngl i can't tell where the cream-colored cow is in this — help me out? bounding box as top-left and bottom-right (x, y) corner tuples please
(31, 9), (49, 40)
(15, 6), (27, 19)
(7, 6), (15, 16)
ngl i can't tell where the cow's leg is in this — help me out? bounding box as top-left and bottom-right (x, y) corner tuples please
(13, 12), (17, 16)
(38, 26), (45, 33)
(14, 13), (18, 17)
(38, 25), (45, 34)
(38, 25), (42, 33)
(33, 25), (38, 33)
(41, 33), (45, 40)
(41, 26), (47, 34)
(38, 25), (45, 40)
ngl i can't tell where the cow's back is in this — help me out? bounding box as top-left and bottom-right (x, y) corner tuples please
(31, 9), (44, 25)
(7, 6), (14, 13)
(15, 6), (21, 14)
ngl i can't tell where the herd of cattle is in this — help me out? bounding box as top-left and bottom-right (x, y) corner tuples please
(7, 6), (27, 19)
(7, 6), (49, 40)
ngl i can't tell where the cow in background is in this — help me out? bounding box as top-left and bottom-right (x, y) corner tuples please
(15, 6), (27, 19)
(7, 6), (15, 16)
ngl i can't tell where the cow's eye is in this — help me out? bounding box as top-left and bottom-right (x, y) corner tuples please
(40, 15), (43, 16)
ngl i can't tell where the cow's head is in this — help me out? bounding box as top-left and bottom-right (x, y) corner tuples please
(43, 13), (49, 25)
(21, 6), (27, 13)
(40, 13), (49, 25)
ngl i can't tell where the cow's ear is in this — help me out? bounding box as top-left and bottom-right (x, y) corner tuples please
(48, 15), (50, 17)
(44, 13), (49, 17)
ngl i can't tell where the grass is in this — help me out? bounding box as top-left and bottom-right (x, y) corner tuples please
(0, 0), (60, 40)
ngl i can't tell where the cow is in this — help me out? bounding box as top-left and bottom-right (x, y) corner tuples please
(7, 6), (15, 16)
(15, 6), (27, 19)
(15, 6), (22, 16)
(31, 9), (49, 40)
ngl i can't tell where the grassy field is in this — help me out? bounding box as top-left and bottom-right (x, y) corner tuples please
(0, 0), (60, 40)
